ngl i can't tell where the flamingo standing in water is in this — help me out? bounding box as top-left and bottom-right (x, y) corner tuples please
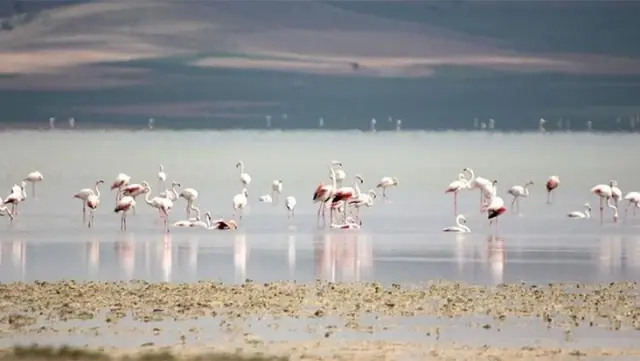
(110, 173), (131, 202)
(157, 165), (167, 190)
(545, 176), (560, 204)
(442, 214), (471, 232)
(606, 197), (619, 223)
(349, 189), (377, 223)
(376, 176), (399, 199)
(567, 203), (591, 219)
(121, 181), (150, 215)
(179, 187), (198, 219)
(271, 180), (283, 204)
(445, 173), (469, 216)
(591, 182), (613, 224)
(507, 181), (534, 213)
(236, 161), (252, 186)
(329, 163), (347, 187)
(623, 192), (640, 219)
(285, 196), (297, 219)
(4, 182), (25, 216)
(485, 194), (507, 232)
(114, 196), (136, 231)
(159, 181), (181, 201)
(331, 175), (364, 223)
(610, 180), (622, 207)
(0, 204), (14, 221)
(73, 180), (104, 222)
(313, 161), (341, 225)
(144, 187), (173, 232)
(24, 171), (43, 197)
(464, 168), (492, 212)
(233, 188), (249, 220)
(86, 181), (103, 228)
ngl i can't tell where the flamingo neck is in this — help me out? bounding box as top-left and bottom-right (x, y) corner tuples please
(94, 183), (101, 198)
(329, 165), (337, 189)
(464, 168), (475, 184)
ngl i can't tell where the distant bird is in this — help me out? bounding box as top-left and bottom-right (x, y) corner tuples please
(285, 196), (297, 219)
(110, 173), (131, 202)
(236, 161), (252, 186)
(376, 177), (399, 199)
(114, 196), (136, 230)
(442, 214), (471, 233)
(271, 180), (283, 203)
(233, 188), (249, 220)
(157, 165), (167, 189)
(507, 181), (533, 213)
(545, 176), (560, 204)
(24, 171), (44, 197)
(567, 203), (591, 219)
(445, 173), (469, 215)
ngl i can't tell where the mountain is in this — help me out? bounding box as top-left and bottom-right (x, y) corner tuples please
(1, 0), (639, 130)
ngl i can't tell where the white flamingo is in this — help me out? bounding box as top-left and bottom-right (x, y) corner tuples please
(157, 165), (167, 189)
(313, 161), (341, 225)
(258, 194), (273, 203)
(110, 173), (131, 202)
(546, 175), (560, 204)
(591, 182), (613, 223)
(464, 168), (492, 211)
(114, 196), (136, 231)
(233, 188), (249, 220)
(236, 161), (252, 186)
(179, 187), (198, 219)
(329, 163), (347, 187)
(159, 181), (181, 201)
(285, 196), (296, 219)
(144, 187), (173, 232)
(271, 180), (283, 203)
(442, 214), (471, 232)
(73, 180), (104, 222)
(376, 176), (399, 199)
(4, 182), (26, 216)
(0, 204), (14, 221)
(623, 192), (640, 219)
(24, 171), (44, 197)
(507, 181), (534, 213)
(610, 180), (622, 207)
(445, 173), (469, 215)
(349, 189), (377, 223)
(86, 181), (103, 228)
(607, 197), (619, 223)
(567, 203), (591, 219)
(172, 212), (212, 228)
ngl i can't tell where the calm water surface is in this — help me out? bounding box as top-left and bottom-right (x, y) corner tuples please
(1, 130), (639, 285)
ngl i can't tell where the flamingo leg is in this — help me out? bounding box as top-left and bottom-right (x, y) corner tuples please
(32, 183), (35, 198)
(510, 196), (517, 213)
(453, 192), (458, 216)
(82, 203), (87, 223)
(599, 197), (604, 224)
(625, 201), (630, 221)
(383, 188), (388, 199)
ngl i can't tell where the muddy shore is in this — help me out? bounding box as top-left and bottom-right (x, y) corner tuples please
(0, 280), (638, 360)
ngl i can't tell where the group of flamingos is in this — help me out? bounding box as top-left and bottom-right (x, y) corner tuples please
(443, 168), (640, 232)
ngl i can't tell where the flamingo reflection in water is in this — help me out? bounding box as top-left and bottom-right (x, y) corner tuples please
(597, 236), (622, 278)
(234, 233), (247, 283)
(11, 240), (26, 281)
(177, 239), (198, 278)
(288, 234), (296, 278)
(485, 235), (505, 285)
(115, 233), (135, 280)
(314, 231), (372, 282)
(158, 233), (172, 282)
(85, 239), (100, 276)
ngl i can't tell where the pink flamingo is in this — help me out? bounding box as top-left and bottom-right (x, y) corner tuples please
(545, 176), (560, 204)
(591, 182), (613, 224)
(110, 173), (131, 202)
(485, 194), (507, 232)
(445, 173), (469, 216)
(313, 161), (341, 225)
(330, 175), (363, 223)
(73, 180), (104, 223)
(121, 181), (149, 215)
(114, 196), (136, 230)
(86, 182), (103, 228)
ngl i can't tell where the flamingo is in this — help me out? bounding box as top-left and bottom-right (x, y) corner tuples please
(546, 176), (560, 204)
(623, 192), (640, 219)
(331, 175), (364, 223)
(110, 173), (131, 202)
(24, 171), (44, 197)
(329, 163), (347, 187)
(86, 181), (103, 228)
(285, 196), (297, 219)
(485, 194), (507, 232)
(258, 194), (273, 203)
(122, 181), (150, 215)
(157, 165), (167, 189)
(159, 181), (181, 201)
(4, 182), (26, 216)
(0, 204), (14, 221)
(313, 162), (341, 225)
(210, 219), (239, 230)
(464, 168), (492, 211)
(610, 180), (622, 207)
(445, 173), (469, 215)
(73, 182), (101, 222)
(442, 214), (471, 232)
(236, 161), (252, 186)
(330, 217), (361, 229)
(591, 182), (613, 224)
(144, 187), (173, 232)
(507, 181), (534, 213)
(567, 203), (591, 219)
(179, 187), (198, 219)
(271, 180), (283, 203)
(114, 196), (136, 231)
(607, 197), (619, 223)
(349, 189), (377, 222)
(172, 212), (212, 228)
(233, 188), (249, 220)
(376, 176), (399, 199)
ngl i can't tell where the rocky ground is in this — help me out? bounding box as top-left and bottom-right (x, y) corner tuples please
(0, 280), (638, 360)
